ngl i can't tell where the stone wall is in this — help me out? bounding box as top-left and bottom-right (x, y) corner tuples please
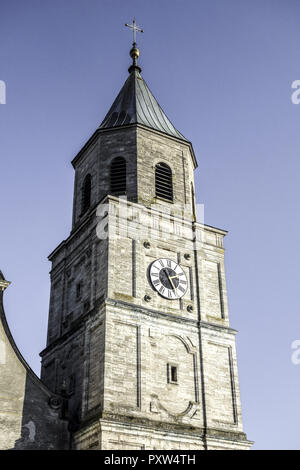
(71, 127), (138, 229)
(40, 191), (252, 449)
(136, 126), (196, 220)
(0, 272), (69, 450)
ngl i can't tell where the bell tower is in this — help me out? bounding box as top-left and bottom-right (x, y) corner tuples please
(40, 26), (252, 450)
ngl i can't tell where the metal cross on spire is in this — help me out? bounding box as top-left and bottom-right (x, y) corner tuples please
(125, 19), (144, 44)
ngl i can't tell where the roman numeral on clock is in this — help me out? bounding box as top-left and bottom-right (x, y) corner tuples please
(149, 259), (188, 300)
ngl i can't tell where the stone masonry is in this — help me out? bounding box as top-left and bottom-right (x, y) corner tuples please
(40, 123), (253, 449)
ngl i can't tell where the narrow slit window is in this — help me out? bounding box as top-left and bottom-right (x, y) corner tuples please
(155, 162), (173, 201)
(171, 366), (177, 383)
(68, 373), (76, 395)
(81, 174), (91, 214)
(110, 157), (127, 195)
(191, 182), (196, 221)
(76, 282), (82, 300)
(167, 363), (178, 384)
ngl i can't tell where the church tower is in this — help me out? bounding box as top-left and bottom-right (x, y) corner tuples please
(40, 28), (252, 450)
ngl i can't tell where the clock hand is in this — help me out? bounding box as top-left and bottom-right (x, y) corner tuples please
(165, 271), (177, 292)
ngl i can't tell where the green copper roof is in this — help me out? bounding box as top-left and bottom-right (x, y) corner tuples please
(99, 68), (187, 141)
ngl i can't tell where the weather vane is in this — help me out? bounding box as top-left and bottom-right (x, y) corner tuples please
(125, 19), (144, 44)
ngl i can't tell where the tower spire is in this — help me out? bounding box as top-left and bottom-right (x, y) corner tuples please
(125, 19), (144, 73)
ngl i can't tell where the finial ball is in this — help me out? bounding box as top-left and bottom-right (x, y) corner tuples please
(130, 45), (140, 60)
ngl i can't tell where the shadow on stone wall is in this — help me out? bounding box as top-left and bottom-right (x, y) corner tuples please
(12, 372), (70, 450)
(0, 271), (70, 450)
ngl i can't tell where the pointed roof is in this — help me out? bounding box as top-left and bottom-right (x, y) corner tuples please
(71, 43), (197, 169)
(99, 64), (188, 142)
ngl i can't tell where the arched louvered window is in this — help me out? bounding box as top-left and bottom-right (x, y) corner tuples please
(155, 162), (173, 202)
(81, 174), (91, 214)
(110, 157), (127, 195)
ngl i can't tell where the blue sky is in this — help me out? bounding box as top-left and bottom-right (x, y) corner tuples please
(1, 0), (300, 450)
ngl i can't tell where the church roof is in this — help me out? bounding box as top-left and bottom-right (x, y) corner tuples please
(99, 66), (188, 142)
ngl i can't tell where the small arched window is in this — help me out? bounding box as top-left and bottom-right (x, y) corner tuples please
(81, 174), (91, 214)
(155, 162), (173, 202)
(110, 157), (127, 195)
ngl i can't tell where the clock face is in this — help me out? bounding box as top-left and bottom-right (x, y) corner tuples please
(149, 258), (188, 300)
